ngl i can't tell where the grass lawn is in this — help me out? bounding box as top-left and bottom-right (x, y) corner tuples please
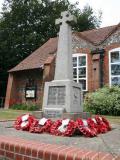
(0, 109), (32, 120)
(104, 115), (120, 124)
(0, 109), (120, 124)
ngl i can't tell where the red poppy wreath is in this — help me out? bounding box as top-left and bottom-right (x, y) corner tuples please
(94, 115), (111, 133)
(76, 118), (97, 137)
(29, 117), (53, 133)
(14, 114), (36, 131)
(50, 119), (76, 136)
(14, 114), (111, 137)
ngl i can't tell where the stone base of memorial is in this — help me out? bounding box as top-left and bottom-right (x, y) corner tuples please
(32, 80), (91, 120)
(43, 80), (82, 116)
(62, 112), (91, 120)
(33, 80), (91, 120)
(33, 111), (91, 120)
(32, 110), (43, 119)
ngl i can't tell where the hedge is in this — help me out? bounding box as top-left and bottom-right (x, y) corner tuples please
(84, 86), (120, 116)
(11, 104), (39, 111)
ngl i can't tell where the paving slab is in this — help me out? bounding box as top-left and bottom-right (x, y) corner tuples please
(0, 121), (120, 157)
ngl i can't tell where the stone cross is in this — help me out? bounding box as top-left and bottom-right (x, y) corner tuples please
(54, 11), (77, 81)
(55, 11), (76, 26)
(43, 11), (83, 117)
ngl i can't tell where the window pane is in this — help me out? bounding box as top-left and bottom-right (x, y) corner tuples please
(111, 77), (120, 86)
(79, 79), (86, 90)
(111, 64), (120, 75)
(73, 57), (77, 67)
(72, 54), (87, 91)
(111, 51), (120, 63)
(78, 68), (86, 78)
(78, 56), (86, 66)
(73, 68), (77, 78)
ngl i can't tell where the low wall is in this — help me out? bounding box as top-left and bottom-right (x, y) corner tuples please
(0, 136), (118, 160)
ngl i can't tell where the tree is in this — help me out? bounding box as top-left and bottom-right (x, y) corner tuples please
(0, 0), (101, 97)
(73, 5), (102, 31)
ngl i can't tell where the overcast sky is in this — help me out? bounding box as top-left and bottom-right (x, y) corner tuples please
(0, 0), (120, 27)
(70, 0), (120, 27)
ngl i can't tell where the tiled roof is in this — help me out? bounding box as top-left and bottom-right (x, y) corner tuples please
(75, 24), (119, 45)
(44, 55), (55, 65)
(9, 24), (120, 72)
(9, 38), (58, 72)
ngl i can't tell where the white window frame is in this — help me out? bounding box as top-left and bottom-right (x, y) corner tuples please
(109, 47), (120, 87)
(72, 53), (88, 91)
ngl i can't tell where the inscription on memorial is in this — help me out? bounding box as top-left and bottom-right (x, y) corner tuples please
(44, 109), (63, 118)
(47, 86), (66, 105)
(73, 87), (81, 105)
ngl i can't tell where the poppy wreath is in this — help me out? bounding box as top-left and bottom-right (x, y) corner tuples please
(14, 114), (36, 131)
(94, 116), (108, 133)
(101, 116), (111, 131)
(76, 119), (97, 137)
(14, 114), (111, 137)
(50, 119), (76, 136)
(29, 118), (53, 133)
(87, 118), (100, 134)
(14, 115), (22, 130)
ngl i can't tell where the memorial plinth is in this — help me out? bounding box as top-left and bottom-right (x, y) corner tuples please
(42, 11), (84, 118)
(43, 80), (83, 118)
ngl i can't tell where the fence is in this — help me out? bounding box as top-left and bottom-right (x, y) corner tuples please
(0, 97), (5, 108)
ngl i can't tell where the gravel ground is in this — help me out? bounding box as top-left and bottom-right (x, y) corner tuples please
(0, 121), (120, 156)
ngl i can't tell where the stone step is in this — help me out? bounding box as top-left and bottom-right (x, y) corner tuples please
(32, 111), (91, 120)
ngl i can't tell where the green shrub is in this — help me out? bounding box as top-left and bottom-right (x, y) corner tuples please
(11, 104), (39, 111)
(84, 86), (120, 116)
(27, 105), (39, 111)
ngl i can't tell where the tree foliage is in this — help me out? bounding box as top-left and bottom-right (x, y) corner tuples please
(0, 0), (101, 96)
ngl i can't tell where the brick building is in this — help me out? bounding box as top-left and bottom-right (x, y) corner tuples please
(5, 23), (120, 108)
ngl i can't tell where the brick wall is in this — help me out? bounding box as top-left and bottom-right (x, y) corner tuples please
(74, 43), (120, 92)
(0, 136), (118, 160)
(5, 69), (44, 108)
(16, 69), (43, 106)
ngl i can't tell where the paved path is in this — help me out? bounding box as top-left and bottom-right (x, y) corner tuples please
(0, 121), (120, 157)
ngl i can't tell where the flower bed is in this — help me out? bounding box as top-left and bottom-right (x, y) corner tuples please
(14, 114), (111, 137)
